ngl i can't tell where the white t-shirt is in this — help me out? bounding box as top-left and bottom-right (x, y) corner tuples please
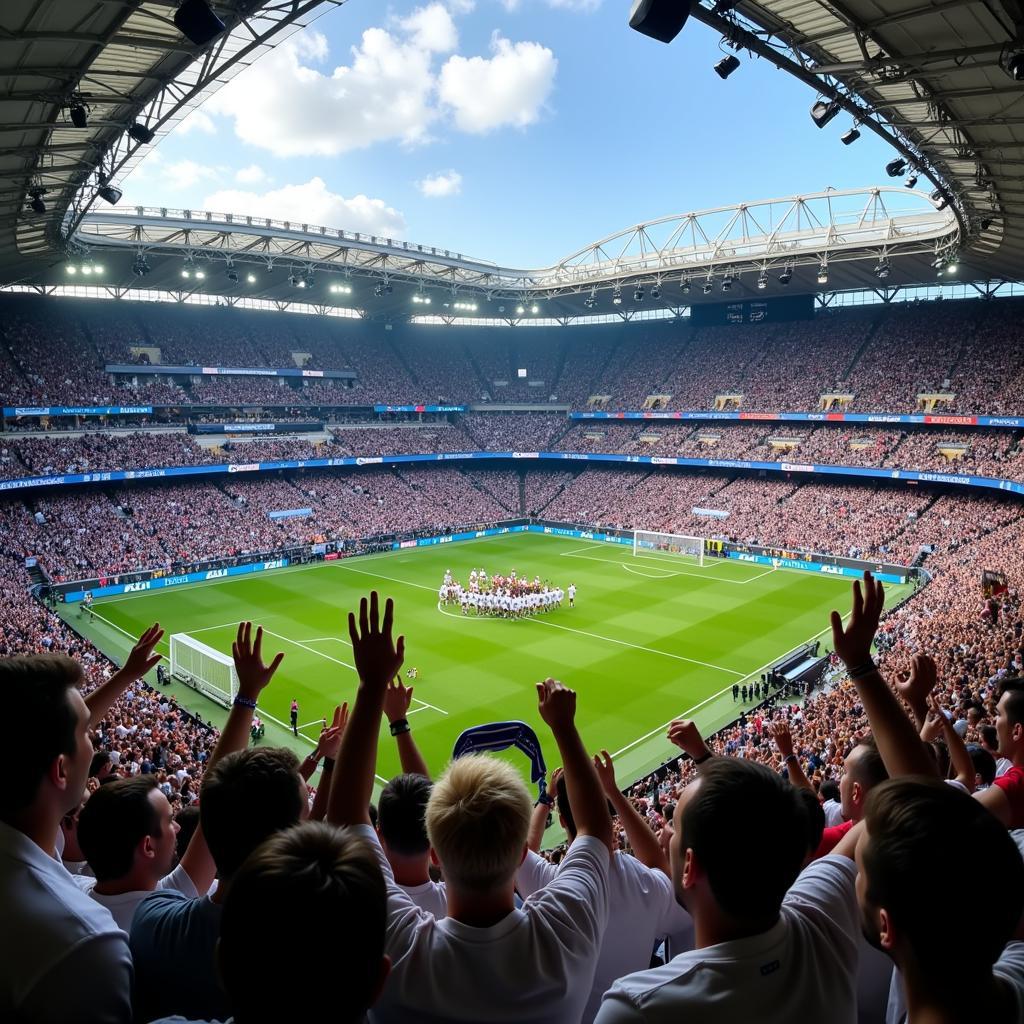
(399, 879), (448, 919)
(595, 856), (859, 1024)
(351, 823), (609, 1024)
(822, 799), (845, 828)
(517, 848), (692, 1024)
(73, 862), (200, 932)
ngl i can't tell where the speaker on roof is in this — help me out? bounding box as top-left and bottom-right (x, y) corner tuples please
(174, 0), (226, 46)
(628, 0), (691, 44)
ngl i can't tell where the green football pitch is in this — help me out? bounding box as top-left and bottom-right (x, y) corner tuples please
(72, 534), (911, 787)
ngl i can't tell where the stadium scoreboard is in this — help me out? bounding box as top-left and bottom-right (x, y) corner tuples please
(691, 293), (814, 326)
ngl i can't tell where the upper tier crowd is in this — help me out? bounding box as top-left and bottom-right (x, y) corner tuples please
(3, 293), (1024, 413)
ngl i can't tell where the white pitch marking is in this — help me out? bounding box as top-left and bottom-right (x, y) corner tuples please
(620, 564), (681, 579)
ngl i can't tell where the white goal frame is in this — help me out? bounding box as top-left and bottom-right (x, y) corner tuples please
(169, 633), (239, 709)
(632, 530), (705, 566)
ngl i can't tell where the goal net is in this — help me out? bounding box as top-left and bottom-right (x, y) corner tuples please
(633, 530), (705, 567)
(170, 633), (239, 709)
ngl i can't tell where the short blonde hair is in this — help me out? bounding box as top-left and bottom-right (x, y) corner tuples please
(426, 754), (532, 891)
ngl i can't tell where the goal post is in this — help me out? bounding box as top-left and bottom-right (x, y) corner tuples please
(633, 530), (705, 567)
(169, 633), (239, 709)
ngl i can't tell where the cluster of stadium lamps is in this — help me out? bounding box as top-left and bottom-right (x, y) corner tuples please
(65, 263), (105, 276)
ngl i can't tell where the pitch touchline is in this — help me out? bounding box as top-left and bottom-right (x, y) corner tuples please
(610, 611), (852, 760)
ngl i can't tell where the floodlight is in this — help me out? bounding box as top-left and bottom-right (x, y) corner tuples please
(651, 283), (661, 299)
(66, 265), (77, 275)
(29, 190), (46, 214)
(817, 264), (829, 285)
(840, 126), (861, 145)
(633, 286), (644, 301)
(904, 173), (918, 189)
(174, 0), (226, 46)
(885, 158), (907, 177)
(98, 184), (122, 205)
(810, 99), (841, 128)
(226, 267), (238, 283)
(128, 122), (155, 144)
(714, 54), (740, 79)
(70, 103), (88, 129)
(702, 281), (713, 295)
(195, 270), (205, 280)
(757, 272), (768, 289)
(628, 0), (692, 44)
(778, 266), (792, 285)
(246, 273), (256, 284)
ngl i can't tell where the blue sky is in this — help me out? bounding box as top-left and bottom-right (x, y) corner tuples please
(122, 0), (900, 267)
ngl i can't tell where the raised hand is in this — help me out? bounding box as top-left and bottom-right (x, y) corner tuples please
(122, 622), (164, 680)
(383, 677), (414, 724)
(896, 653), (937, 721)
(536, 678), (577, 732)
(830, 571), (885, 668)
(317, 702), (348, 761)
(766, 719), (795, 759)
(348, 592), (405, 690)
(592, 750), (619, 799)
(231, 621), (285, 699)
(667, 718), (711, 762)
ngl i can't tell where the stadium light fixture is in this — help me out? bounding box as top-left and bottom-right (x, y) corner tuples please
(612, 286), (622, 305)
(28, 189), (46, 215)
(816, 263), (829, 285)
(633, 286), (644, 302)
(628, 0), (692, 44)
(875, 259), (890, 280)
(82, 264), (93, 276)
(132, 255), (150, 278)
(702, 281), (713, 295)
(680, 276), (690, 294)
(757, 272), (768, 290)
(181, 269), (191, 279)
(778, 265), (792, 285)
(930, 188), (948, 210)
(97, 184), (122, 205)
(226, 267), (238, 283)
(904, 172), (919, 189)
(66, 265), (77, 275)
(174, 0), (226, 46)
(246, 273), (256, 284)
(195, 270), (206, 280)
(810, 99), (841, 129)
(651, 282), (661, 299)
(721, 275), (733, 292)
(69, 102), (89, 129)
(714, 54), (740, 79)
(516, 305), (525, 315)
(885, 158), (907, 177)
(128, 121), (155, 144)
(530, 305), (539, 314)
(840, 126), (861, 145)
(1002, 49), (1024, 81)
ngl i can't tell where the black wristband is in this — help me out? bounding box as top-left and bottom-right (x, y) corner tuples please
(321, 756), (335, 771)
(693, 751), (713, 765)
(848, 660), (877, 679)
(536, 792), (554, 807)
(233, 694), (257, 710)
(390, 718), (410, 736)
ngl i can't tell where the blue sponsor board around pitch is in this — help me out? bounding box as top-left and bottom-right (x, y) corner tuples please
(727, 551), (905, 584)
(64, 558), (289, 603)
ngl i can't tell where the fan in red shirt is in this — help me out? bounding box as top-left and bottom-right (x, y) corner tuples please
(976, 678), (1024, 827)
(814, 736), (888, 859)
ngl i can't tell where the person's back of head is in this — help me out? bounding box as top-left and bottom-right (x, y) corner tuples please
(819, 779), (840, 804)
(967, 743), (998, 787)
(860, 777), (1024, 988)
(0, 654), (87, 823)
(675, 758), (809, 929)
(795, 786), (825, 862)
(219, 822), (389, 1023)
(426, 753), (532, 892)
(199, 747), (305, 881)
(174, 805), (201, 867)
(77, 775), (174, 885)
(377, 773), (432, 858)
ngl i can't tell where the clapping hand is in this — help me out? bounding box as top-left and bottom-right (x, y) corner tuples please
(317, 703), (349, 761)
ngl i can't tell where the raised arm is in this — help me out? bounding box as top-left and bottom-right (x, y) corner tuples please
(926, 695), (976, 793)
(667, 718), (714, 769)
(383, 677), (430, 779)
(537, 678), (613, 853)
(526, 767), (561, 853)
(593, 750), (668, 874)
(830, 573), (936, 778)
(328, 592), (405, 828)
(894, 654), (938, 730)
(179, 621), (285, 894)
(767, 720), (814, 794)
(85, 623), (164, 727)
(309, 703), (347, 822)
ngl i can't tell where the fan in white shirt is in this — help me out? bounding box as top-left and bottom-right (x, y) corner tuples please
(519, 751), (693, 1023)
(327, 592), (613, 1024)
(597, 748), (861, 1024)
(75, 775), (212, 932)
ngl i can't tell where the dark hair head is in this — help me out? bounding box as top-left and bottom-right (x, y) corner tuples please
(680, 758), (809, 923)
(77, 775), (161, 881)
(849, 735), (889, 790)
(980, 724), (999, 751)
(377, 774), (432, 856)
(863, 777), (1024, 972)
(820, 779), (840, 803)
(89, 751), (112, 777)
(998, 677), (1024, 728)
(0, 655), (84, 818)
(966, 744), (997, 787)
(220, 822), (386, 1023)
(174, 805), (201, 865)
(796, 786), (825, 855)
(199, 747), (304, 879)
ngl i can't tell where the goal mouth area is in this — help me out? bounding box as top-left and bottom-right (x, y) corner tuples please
(169, 631), (239, 709)
(632, 531), (706, 567)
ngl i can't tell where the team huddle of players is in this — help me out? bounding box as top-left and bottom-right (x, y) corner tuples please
(439, 568), (577, 618)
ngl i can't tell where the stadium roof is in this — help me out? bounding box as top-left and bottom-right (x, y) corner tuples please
(684, 0), (1024, 280)
(0, 0), (343, 280)
(0, 0), (1020, 320)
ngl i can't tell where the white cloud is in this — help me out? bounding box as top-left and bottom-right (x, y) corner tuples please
(446, 0), (475, 11)
(205, 24), (438, 157)
(177, 110), (216, 135)
(418, 170), (463, 197)
(399, 3), (458, 53)
(547, 0), (602, 9)
(439, 33), (556, 133)
(201, 177), (406, 237)
(235, 164), (267, 184)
